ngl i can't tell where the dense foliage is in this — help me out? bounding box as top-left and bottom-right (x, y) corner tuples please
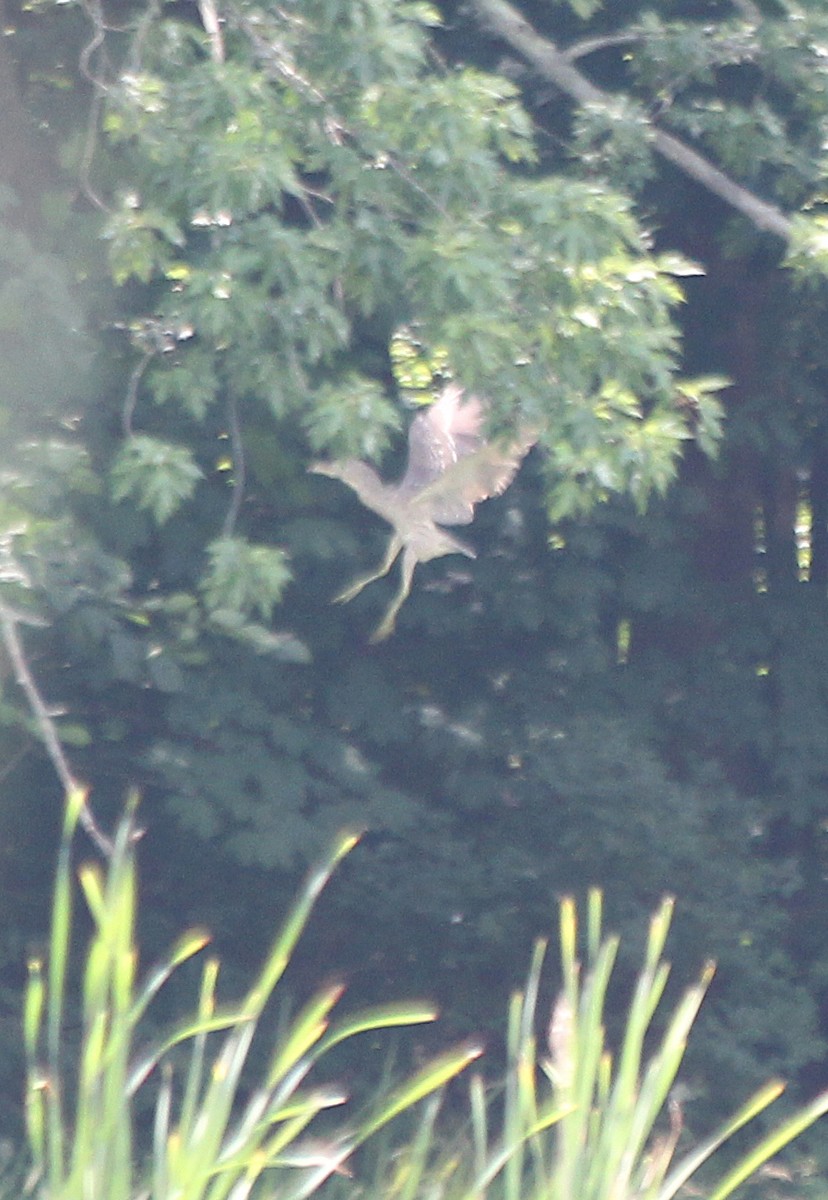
(3, 0), (828, 1164)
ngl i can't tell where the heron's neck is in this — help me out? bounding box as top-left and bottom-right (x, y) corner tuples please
(335, 462), (403, 524)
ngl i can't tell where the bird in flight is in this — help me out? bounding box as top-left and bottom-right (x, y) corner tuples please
(311, 384), (536, 641)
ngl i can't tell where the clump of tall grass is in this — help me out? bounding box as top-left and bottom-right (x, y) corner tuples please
(23, 791), (480, 1199)
(344, 893), (828, 1200)
(21, 790), (828, 1199)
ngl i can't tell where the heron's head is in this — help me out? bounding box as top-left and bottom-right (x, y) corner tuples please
(308, 459), (347, 479)
(309, 459), (389, 510)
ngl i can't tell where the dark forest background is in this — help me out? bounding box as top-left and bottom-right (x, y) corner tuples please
(2, 0), (828, 1162)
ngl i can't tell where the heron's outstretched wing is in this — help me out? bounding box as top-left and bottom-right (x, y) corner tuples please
(413, 428), (537, 526)
(308, 459), (394, 523)
(402, 385), (484, 493)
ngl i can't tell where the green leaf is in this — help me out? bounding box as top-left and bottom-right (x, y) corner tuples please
(111, 436), (203, 523)
(201, 537), (292, 623)
(304, 375), (403, 461)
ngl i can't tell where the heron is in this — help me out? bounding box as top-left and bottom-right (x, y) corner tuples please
(310, 384), (536, 641)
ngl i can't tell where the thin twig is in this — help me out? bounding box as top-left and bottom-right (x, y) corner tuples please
(197, 0), (225, 63)
(78, 0), (108, 90)
(229, 11), (328, 106)
(0, 601), (113, 856)
(563, 32), (642, 63)
(123, 350), (153, 437)
(76, 0), (111, 212)
(79, 87), (109, 213)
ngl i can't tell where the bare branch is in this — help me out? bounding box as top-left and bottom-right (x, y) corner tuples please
(0, 601), (113, 856)
(78, 86), (110, 213)
(123, 349), (154, 437)
(197, 0), (226, 64)
(78, 0), (108, 91)
(471, 0), (793, 241)
(76, 0), (113, 212)
(564, 32), (641, 63)
(652, 126), (790, 238)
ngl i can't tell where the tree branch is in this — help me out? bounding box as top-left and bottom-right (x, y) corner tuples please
(563, 32), (641, 63)
(0, 601), (113, 856)
(123, 349), (153, 437)
(471, 0), (793, 241)
(197, 0), (225, 64)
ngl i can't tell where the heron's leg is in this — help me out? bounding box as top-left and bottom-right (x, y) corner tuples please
(370, 547), (418, 643)
(334, 535), (403, 604)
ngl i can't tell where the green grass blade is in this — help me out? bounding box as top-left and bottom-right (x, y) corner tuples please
(211, 1084), (347, 1183)
(590, 962), (671, 1197)
(468, 1099), (574, 1197)
(24, 1073), (46, 1179)
(469, 1072), (488, 1182)
(153, 1064), (173, 1200)
(503, 991), (526, 1200)
(206, 1109), (323, 1200)
(243, 831), (361, 1016)
(42, 788), (89, 1190)
(644, 897), (675, 974)
(130, 928), (212, 1026)
(559, 897), (578, 1000)
(178, 956), (220, 1139)
(357, 1040), (484, 1143)
(394, 1093), (444, 1200)
(659, 1079), (788, 1199)
(551, 936), (616, 1200)
(572, 937), (617, 1106)
(521, 939), (547, 1048)
(77, 861), (106, 926)
(266, 981), (346, 1085)
(312, 1000), (439, 1060)
(280, 1136), (359, 1200)
(188, 1020), (259, 1161)
(23, 956), (45, 1065)
(705, 1088), (828, 1200)
(128, 1009), (252, 1095)
(612, 964), (715, 1192)
(635, 966), (713, 1120)
(586, 888), (603, 964)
